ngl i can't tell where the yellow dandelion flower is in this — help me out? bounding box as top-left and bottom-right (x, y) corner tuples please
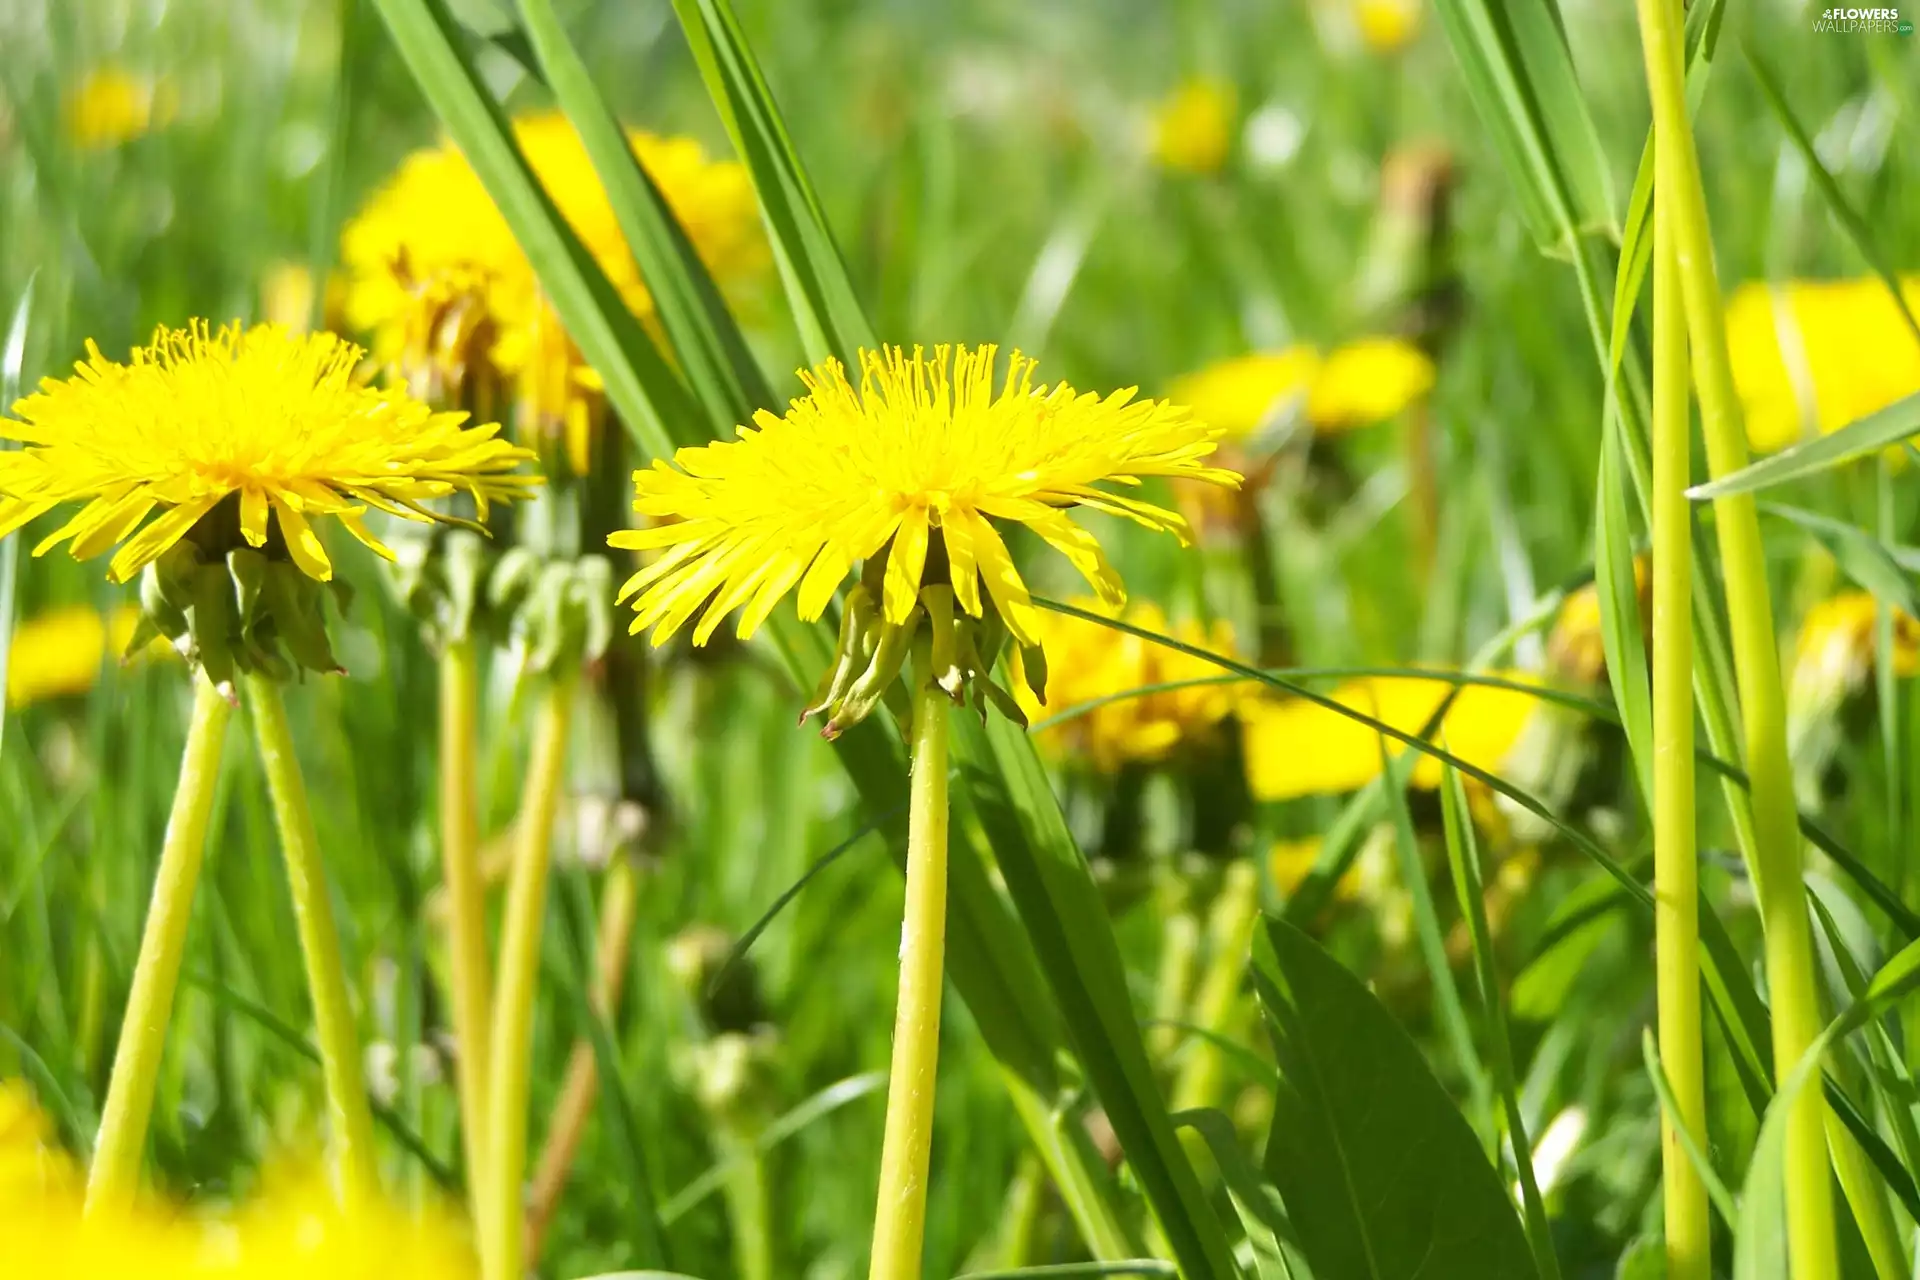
(261, 263), (347, 336)
(0, 321), (537, 585)
(1303, 336), (1436, 431)
(1014, 598), (1238, 771)
(1171, 337), (1433, 441)
(1151, 79), (1237, 176)
(213, 1165), (475, 1280)
(1789, 589), (1920, 808)
(65, 67), (175, 150)
(342, 111), (765, 462)
(612, 344), (1237, 651)
(1240, 672), (1536, 801)
(1270, 836), (1366, 902)
(1545, 555), (1650, 687)
(1354, 0), (1421, 52)
(1727, 276), (1920, 454)
(5, 604), (169, 708)
(1169, 349), (1321, 439)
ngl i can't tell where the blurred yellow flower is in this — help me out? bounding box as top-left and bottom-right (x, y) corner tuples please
(1304, 337), (1436, 431)
(1171, 337), (1433, 439)
(1354, 0), (1421, 52)
(1016, 598), (1239, 771)
(0, 322), (536, 584)
(5, 604), (159, 708)
(342, 111), (766, 472)
(1726, 276), (1920, 454)
(1787, 591), (1920, 805)
(1151, 79), (1236, 175)
(1270, 836), (1364, 902)
(1546, 556), (1650, 688)
(1, 1081), (475, 1280)
(1241, 672), (1537, 801)
(612, 345), (1238, 649)
(64, 67), (174, 149)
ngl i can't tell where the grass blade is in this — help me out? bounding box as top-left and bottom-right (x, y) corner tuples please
(365, 0), (701, 457)
(1758, 502), (1920, 619)
(1640, 1029), (1739, 1224)
(1439, 765), (1561, 1280)
(1595, 414), (1654, 802)
(1687, 393), (1920, 499)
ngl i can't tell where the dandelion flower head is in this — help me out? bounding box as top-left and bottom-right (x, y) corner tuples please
(1151, 79), (1237, 176)
(1241, 672), (1535, 801)
(5, 604), (167, 709)
(1353, 0), (1421, 53)
(1789, 590), (1920, 713)
(0, 321), (537, 584)
(611, 344), (1239, 649)
(65, 67), (174, 150)
(1015, 598), (1239, 771)
(1727, 276), (1920, 454)
(343, 111), (765, 469)
(1171, 337), (1433, 439)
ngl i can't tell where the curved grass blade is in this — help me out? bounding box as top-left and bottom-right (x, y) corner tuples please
(1688, 393), (1920, 500)
(1641, 1029), (1739, 1224)
(1759, 502), (1920, 618)
(1439, 765), (1560, 1280)
(0, 275), (37, 761)
(556, 862), (668, 1269)
(668, 0), (875, 365)
(0, 1020), (91, 1154)
(365, 0), (701, 458)
(181, 970), (455, 1188)
(1174, 1107), (1297, 1279)
(706, 806), (898, 1001)
(1743, 40), (1920, 347)
(1596, 415), (1654, 801)
(515, 0), (771, 431)
(659, 1071), (885, 1223)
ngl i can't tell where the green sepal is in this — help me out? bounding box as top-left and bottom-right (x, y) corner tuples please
(263, 561), (343, 675)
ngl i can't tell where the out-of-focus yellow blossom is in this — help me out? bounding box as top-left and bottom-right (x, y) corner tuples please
(1304, 337), (1436, 431)
(64, 68), (175, 149)
(1151, 79), (1236, 175)
(1354, 0), (1421, 52)
(5, 604), (165, 708)
(1788, 591), (1920, 804)
(1016, 599), (1239, 771)
(1726, 276), (1920, 454)
(2, 1082), (476, 1280)
(1270, 836), (1364, 902)
(342, 111), (765, 473)
(1170, 337), (1434, 439)
(1241, 672), (1537, 800)
(1546, 556), (1651, 687)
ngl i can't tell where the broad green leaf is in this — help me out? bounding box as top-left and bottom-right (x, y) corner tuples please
(1688, 393), (1920, 499)
(1253, 916), (1535, 1279)
(1426, 0), (1615, 256)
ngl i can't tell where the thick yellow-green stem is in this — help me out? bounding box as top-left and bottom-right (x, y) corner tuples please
(86, 677), (232, 1215)
(440, 639), (494, 1217)
(1650, 200), (1709, 1280)
(482, 674), (576, 1280)
(247, 673), (379, 1203)
(1633, 0), (1836, 1274)
(868, 680), (950, 1280)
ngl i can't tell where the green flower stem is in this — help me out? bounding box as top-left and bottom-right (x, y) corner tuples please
(718, 1120), (775, 1280)
(1650, 203), (1710, 1280)
(1170, 860), (1260, 1116)
(440, 639), (494, 1216)
(1633, 0), (1836, 1274)
(868, 678), (951, 1280)
(247, 672), (379, 1203)
(85, 676), (232, 1215)
(482, 673), (576, 1280)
